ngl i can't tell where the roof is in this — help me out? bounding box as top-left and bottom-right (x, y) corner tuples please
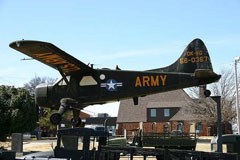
(169, 106), (197, 121)
(170, 97), (217, 121)
(117, 89), (193, 123)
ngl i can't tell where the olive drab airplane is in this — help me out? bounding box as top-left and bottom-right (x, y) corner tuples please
(9, 38), (221, 126)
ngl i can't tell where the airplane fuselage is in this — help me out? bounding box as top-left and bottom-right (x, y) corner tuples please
(36, 68), (219, 109)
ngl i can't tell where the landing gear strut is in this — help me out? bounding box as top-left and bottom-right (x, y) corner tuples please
(71, 109), (82, 127)
(50, 98), (78, 125)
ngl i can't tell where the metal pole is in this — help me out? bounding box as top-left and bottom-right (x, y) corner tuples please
(234, 57), (240, 134)
(217, 96), (222, 152)
(211, 96), (222, 152)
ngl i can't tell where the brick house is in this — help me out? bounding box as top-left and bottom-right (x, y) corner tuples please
(116, 89), (232, 136)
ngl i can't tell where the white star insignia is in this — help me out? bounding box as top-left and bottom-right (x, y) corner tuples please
(107, 80), (116, 89)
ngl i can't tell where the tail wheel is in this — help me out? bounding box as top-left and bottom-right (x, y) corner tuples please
(50, 113), (62, 125)
(204, 89), (211, 97)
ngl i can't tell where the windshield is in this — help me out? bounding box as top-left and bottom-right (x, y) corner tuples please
(56, 76), (71, 86)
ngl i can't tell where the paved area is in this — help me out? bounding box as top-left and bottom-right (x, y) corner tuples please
(23, 140), (57, 152)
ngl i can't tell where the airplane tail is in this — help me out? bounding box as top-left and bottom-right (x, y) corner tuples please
(150, 38), (213, 73)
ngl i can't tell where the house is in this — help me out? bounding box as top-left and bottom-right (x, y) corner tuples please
(116, 89), (232, 136)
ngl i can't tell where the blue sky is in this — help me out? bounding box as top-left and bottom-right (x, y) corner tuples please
(0, 0), (240, 116)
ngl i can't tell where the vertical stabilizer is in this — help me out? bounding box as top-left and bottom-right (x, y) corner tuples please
(150, 39), (213, 73)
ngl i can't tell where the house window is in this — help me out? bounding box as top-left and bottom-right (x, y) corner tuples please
(164, 109), (170, 117)
(196, 123), (203, 133)
(164, 124), (169, 133)
(150, 109), (156, 117)
(177, 122), (184, 132)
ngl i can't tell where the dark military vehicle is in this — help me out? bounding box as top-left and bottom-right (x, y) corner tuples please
(211, 134), (240, 153)
(131, 130), (197, 150)
(19, 127), (116, 160)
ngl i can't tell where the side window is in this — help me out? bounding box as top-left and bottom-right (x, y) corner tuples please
(79, 76), (97, 86)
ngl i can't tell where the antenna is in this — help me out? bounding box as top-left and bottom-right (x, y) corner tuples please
(21, 58), (34, 61)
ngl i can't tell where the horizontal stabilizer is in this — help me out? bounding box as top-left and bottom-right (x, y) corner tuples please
(194, 69), (221, 80)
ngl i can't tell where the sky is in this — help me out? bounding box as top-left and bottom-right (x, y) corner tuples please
(0, 0), (240, 116)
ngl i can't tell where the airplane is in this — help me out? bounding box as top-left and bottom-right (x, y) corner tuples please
(9, 38), (221, 126)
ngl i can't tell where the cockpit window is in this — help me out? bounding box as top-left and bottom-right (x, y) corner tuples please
(58, 76), (71, 86)
(79, 76), (97, 86)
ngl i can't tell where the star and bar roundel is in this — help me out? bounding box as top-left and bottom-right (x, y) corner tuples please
(101, 79), (123, 91)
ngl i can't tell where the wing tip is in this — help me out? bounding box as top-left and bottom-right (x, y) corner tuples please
(9, 40), (21, 48)
(9, 40), (50, 49)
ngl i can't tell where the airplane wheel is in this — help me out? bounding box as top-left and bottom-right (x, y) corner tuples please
(204, 89), (211, 97)
(50, 113), (62, 125)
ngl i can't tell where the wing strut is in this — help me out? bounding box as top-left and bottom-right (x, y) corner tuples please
(57, 66), (78, 99)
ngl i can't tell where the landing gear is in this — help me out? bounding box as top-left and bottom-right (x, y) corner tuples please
(200, 85), (211, 97)
(50, 98), (78, 125)
(71, 109), (82, 127)
(71, 117), (82, 127)
(204, 89), (211, 97)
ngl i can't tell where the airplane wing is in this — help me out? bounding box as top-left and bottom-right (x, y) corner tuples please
(9, 40), (93, 74)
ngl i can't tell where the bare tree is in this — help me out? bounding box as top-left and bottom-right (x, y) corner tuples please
(185, 69), (236, 123)
(210, 70), (237, 123)
(24, 76), (56, 95)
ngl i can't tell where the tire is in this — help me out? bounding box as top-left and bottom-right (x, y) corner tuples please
(50, 113), (62, 125)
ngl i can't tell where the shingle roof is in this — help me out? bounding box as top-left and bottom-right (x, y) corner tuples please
(117, 89), (193, 123)
(169, 97), (217, 121)
(169, 106), (197, 121)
